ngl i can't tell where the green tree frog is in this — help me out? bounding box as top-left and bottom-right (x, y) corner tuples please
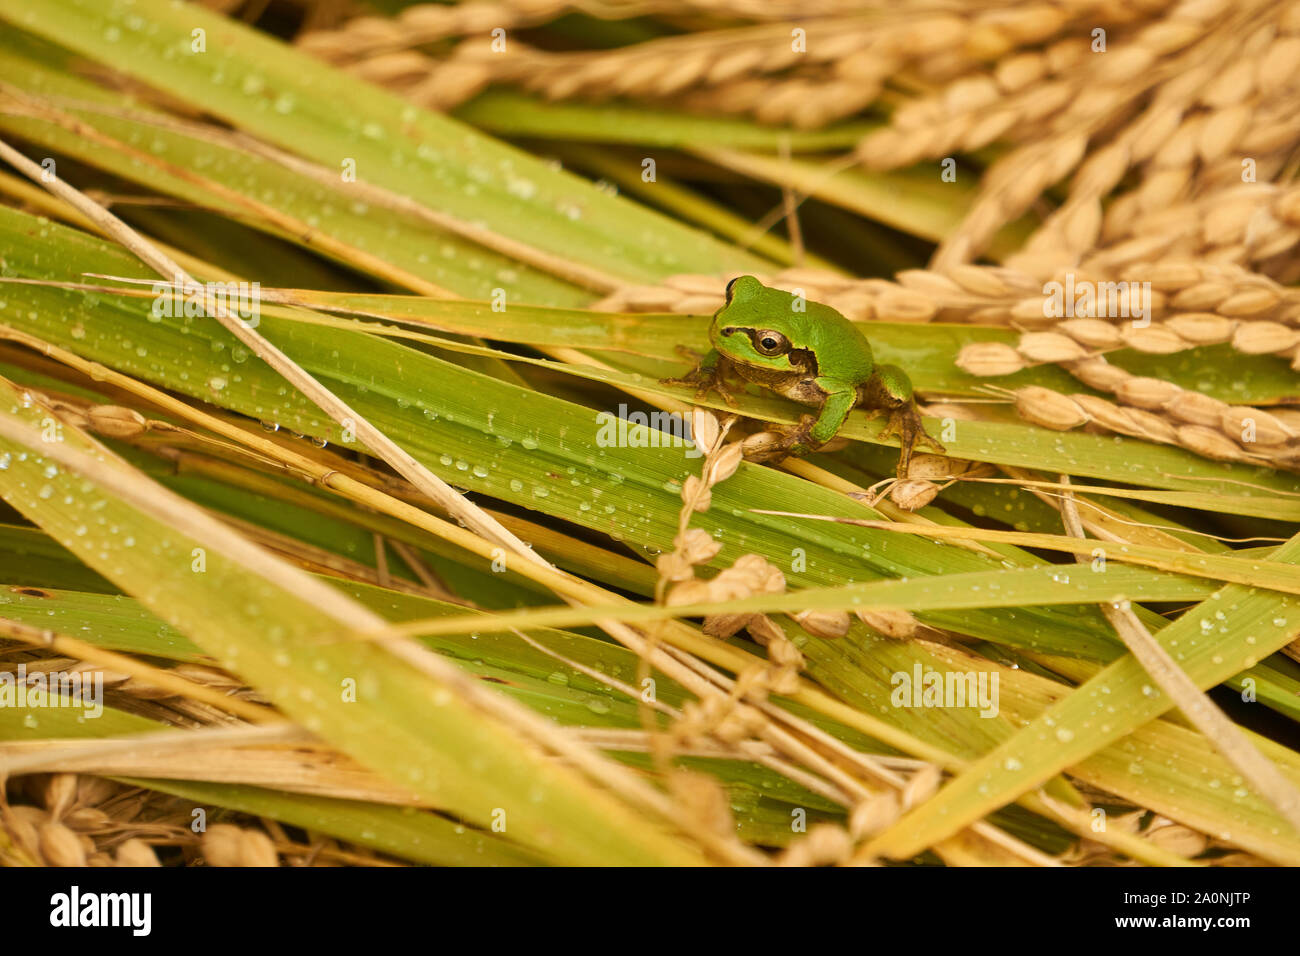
(664, 275), (943, 477)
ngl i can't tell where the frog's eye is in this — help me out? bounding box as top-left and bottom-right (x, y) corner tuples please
(753, 330), (790, 356)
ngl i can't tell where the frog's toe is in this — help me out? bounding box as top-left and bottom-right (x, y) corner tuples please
(663, 367), (720, 399)
(660, 366), (698, 388)
(662, 376), (700, 395)
(786, 414), (822, 455)
(741, 415), (820, 462)
(708, 380), (738, 407)
(917, 430), (946, 455)
(877, 405), (910, 443)
(882, 404), (929, 478)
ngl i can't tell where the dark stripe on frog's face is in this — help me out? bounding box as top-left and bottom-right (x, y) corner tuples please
(716, 324), (819, 376)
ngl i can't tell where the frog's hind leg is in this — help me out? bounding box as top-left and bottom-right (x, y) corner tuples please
(863, 365), (945, 479)
(878, 403), (944, 478)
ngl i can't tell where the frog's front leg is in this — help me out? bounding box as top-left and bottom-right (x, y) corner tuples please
(661, 348), (737, 406)
(743, 385), (856, 462)
(862, 364), (945, 478)
(805, 387), (858, 450)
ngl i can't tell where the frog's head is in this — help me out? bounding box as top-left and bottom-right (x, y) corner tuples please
(710, 276), (802, 371)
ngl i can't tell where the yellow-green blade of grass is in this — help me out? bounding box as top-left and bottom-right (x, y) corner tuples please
(455, 90), (877, 151)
